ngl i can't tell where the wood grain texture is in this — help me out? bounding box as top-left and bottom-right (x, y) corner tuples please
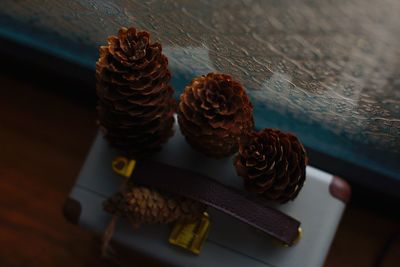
(0, 71), (399, 267)
(0, 72), (160, 267)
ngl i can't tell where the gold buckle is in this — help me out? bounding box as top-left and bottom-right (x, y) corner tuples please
(112, 156), (136, 177)
(169, 212), (210, 255)
(272, 227), (302, 247)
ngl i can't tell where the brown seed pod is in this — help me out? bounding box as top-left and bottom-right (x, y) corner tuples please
(234, 129), (307, 203)
(103, 186), (206, 225)
(178, 73), (254, 157)
(96, 27), (175, 158)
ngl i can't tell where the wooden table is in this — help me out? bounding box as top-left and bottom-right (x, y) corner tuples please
(0, 66), (399, 267)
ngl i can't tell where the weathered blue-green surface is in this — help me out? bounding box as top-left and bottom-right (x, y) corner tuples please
(1, 0), (399, 183)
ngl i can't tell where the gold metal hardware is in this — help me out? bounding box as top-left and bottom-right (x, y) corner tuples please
(272, 227), (302, 248)
(112, 156), (136, 177)
(169, 212), (210, 255)
(293, 227), (302, 245)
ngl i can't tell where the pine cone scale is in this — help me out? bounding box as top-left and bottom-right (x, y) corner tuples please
(104, 186), (205, 225)
(235, 129), (307, 203)
(96, 27), (175, 158)
(178, 73), (254, 158)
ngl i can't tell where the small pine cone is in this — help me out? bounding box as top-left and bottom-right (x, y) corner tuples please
(178, 73), (254, 157)
(234, 129), (307, 203)
(96, 27), (175, 158)
(103, 186), (206, 225)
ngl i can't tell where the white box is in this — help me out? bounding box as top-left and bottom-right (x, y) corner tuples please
(65, 124), (350, 267)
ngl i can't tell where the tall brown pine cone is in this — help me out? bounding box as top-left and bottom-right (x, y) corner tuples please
(96, 27), (175, 158)
(177, 73), (254, 157)
(103, 186), (206, 225)
(234, 129), (307, 203)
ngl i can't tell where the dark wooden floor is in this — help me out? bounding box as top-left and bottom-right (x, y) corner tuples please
(0, 69), (399, 267)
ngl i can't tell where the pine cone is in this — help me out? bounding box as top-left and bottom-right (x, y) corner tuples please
(96, 27), (175, 158)
(178, 73), (254, 157)
(234, 129), (307, 203)
(103, 186), (205, 225)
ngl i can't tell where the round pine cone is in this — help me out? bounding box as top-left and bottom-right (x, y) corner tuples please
(103, 186), (205, 225)
(96, 27), (175, 158)
(234, 129), (307, 203)
(177, 73), (254, 157)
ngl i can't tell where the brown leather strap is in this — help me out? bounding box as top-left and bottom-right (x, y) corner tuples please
(132, 160), (300, 246)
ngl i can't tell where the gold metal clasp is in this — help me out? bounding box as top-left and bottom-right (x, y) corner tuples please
(294, 227), (302, 245)
(112, 156), (136, 178)
(272, 227), (303, 248)
(169, 212), (210, 255)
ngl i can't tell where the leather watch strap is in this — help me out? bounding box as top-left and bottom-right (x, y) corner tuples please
(132, 160), (301, 246)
